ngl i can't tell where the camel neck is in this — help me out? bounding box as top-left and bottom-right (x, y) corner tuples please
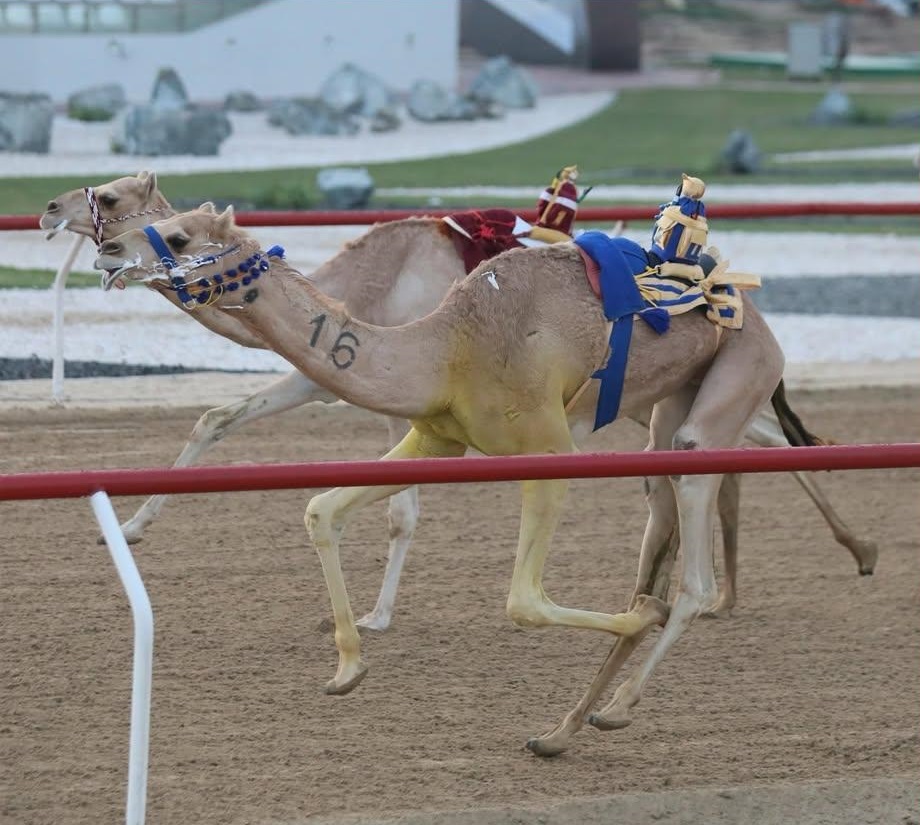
(204, 246), (449, 420)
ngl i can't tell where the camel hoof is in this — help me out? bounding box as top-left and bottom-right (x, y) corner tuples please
(97, 532), (142, 546)
(587, 711), (632, 731)
(324, 664), (368, 696)
(356, 613), (391, 632)
(702, 605), (733, 620)
(855, 541), (878, 576)
(525, 735), (568, 758)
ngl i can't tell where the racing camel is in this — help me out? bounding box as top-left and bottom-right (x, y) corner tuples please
(95, 203), (805, 752)
(42, 176), (876, 630)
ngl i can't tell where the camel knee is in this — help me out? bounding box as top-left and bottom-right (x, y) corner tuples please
(506, 592), (548, 628)
(387, 488), (418, 542)
(305, 492), (344, 545)
(191, 404), (244, 445)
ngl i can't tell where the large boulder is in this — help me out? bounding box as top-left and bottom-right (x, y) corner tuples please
(67, 83), (126, 122)
(810, 88), (854, 125)
(223, 90), (262, 112)
(150, 67), (188, 111)
(317, 167), (374, 209)
(467, 56), (538, 109)
(0, 92), (54, 153)
(408, 80), (475, 122)
(718, 129), (762, 174)
(320, 63), (397, 117)
(267, 98), (358, 136)
(112, 105), (232, 156)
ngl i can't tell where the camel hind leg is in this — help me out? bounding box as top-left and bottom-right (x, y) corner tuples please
(588, 315), (785, 733)
(746, 394), (878, 575)
(305, 428), (466, 695)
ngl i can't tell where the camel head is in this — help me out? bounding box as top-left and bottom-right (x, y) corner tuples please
(41, 171), (172, 244)
(94, 203), (247, 291)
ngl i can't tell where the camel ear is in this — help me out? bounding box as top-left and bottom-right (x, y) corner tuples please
(215, 205), (235, 233)
(138, 170), (158, 197)
(199, 201), (217, 215)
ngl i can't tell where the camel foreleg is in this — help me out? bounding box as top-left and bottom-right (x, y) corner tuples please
(113, 371), (337, 544)
(356, 417), (420, 630)
(305, 428), (466, 695)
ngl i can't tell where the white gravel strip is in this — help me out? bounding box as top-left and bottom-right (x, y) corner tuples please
(9, 227), (919, 279)
(773, 143), (920, 163)
(378, 181), (920, 203)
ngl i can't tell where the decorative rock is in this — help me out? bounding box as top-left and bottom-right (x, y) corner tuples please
(316, 167), (375, 209)
(369, 107), (401, 133)
(112, 105), (232, 156)
(67, 83), (126, 122)
(267, 98), (358, 136)
(0, 92), (54, 153)
(320, 63), (396, 117)
(468, 56), (538, 109)
(810, 88), (853, 125)
(719, 129), (762, 174)
(150, 67), (189, 111)
(223, 90), (262, 112)
(408, 80), (472, 122)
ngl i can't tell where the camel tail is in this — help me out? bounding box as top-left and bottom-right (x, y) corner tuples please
(770, 379), (830, 447)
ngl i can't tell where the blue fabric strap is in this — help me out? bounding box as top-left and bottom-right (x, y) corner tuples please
(142, 225), (177, 269)
(574, 232), (662, 431)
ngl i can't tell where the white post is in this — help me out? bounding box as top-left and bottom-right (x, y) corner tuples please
(90, 491), (153, 825)
(51, 235), (86, 403)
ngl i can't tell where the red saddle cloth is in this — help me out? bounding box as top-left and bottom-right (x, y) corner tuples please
(442, 208), (524, 274)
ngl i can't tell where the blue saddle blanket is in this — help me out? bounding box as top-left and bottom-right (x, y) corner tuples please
(573, 231), (669, 431)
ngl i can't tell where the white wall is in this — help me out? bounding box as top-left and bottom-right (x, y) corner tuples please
(1, 0), (459, 103)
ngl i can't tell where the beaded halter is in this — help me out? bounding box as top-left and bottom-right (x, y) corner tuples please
(140, 223), (284, 310)
(83, 186), (169, 247)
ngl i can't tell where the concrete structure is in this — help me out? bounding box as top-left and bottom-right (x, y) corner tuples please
(0, 0), (459, 103)
(460, 0), (639, 70)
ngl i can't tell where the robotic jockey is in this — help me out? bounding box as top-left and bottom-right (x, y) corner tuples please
(529, 164), (582, 243)
(648, 173), (709, 267)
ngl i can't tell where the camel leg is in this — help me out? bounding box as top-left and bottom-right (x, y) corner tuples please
(745, 407), (878, 575)
(305, 428), (466, 696)
(589, 318), (784, 732)
(113, 371), (337, 543)
(526, 388), (696, 757)
(356, 417), (419, 630)
(704, 472), (742, 618)
(504, 414), (669, 636)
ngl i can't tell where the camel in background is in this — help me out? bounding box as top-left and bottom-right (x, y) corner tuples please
(42, 176), (876, 630)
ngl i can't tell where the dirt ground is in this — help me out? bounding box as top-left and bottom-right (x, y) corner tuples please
(1, 384), (918, 824)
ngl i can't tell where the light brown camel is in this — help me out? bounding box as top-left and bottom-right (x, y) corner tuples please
(42, 175), (877, 629)
(97, 204), (792, 753)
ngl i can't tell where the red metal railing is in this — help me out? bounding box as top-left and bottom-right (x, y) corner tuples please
(5, 201), (920, 231)
(2, 443), (919, 501)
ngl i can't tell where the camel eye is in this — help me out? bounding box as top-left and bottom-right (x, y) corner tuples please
(167, 234), (189, 251)
(98, 194), (118, 208)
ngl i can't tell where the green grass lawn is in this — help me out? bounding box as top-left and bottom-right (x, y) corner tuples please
(5, 86), (918, 216)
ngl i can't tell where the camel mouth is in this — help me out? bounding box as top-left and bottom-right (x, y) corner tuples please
(96, 255), (141, 291)
(43, 217), (68, 239)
